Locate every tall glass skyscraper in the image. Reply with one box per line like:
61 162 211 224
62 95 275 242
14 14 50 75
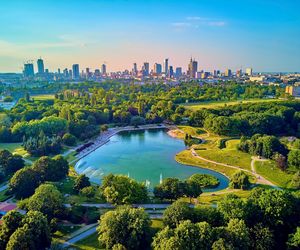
72 64 80 79
37 58 44 75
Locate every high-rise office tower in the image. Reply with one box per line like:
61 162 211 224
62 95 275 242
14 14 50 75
133 63 138 74
86 68 90 78
225 69 232 77
188 58 198 78
24 63 34 77
72 64 80 79
164 58 169 75
236 69 242 77
143 62 149 76
246 67 253 76
169 66 174 77
63 68 69 77
58 68 61 74
154 63 162 74
175 67 182 78
37 58 44 75
101 64 107 75
95 69 100 77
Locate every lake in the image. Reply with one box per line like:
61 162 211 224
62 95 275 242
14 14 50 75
75 129 229 191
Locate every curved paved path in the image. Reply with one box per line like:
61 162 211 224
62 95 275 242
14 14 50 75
190 148 277 187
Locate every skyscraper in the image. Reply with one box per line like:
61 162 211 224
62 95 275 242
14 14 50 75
188 58 198 78
246 67 253 76
133 63 138 75
143 62 149 76
23 63 34 77
169 66 174 78
72 64 80 79
101 64 107 75
225 69 232 77
164 58 169 75
154 63 162 74
37 58 44 75
175 67 182 78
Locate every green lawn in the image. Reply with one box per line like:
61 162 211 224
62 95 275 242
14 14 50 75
0 190 12 202
254 160 294 188
69 219 164 250
31 94 55 100
176 150 237 179
195 139 252 171
68 232 101 250
0 143 23 153
184 98 281 110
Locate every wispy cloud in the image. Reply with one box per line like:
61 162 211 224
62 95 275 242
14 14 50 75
171 16 227 30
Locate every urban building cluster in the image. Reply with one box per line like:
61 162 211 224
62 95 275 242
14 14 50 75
0 57 299 97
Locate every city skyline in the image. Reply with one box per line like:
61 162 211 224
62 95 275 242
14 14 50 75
0 0 299 73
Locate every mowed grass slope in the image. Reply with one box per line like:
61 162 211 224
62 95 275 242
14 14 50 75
195 138 252 171
184 98 281 110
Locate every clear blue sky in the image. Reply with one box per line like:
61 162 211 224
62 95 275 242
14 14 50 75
0 0 299 72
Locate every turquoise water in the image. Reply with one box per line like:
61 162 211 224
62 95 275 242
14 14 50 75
75 129 229 191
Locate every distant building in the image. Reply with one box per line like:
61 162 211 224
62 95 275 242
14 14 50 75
37 58 44 75
133 63 138 75
188 58 198 78
236 69 242 78
169 66 174 77
23 63 34 77
164 59 169 75
154 63 162 74
101 64 107 75
175 67 182 78
246 67 253 76
63 68 69 77
94 69 100 77
143 62 149 76
285 85 300 97
72 64 80 80
250 76 266 82
225 69 232 77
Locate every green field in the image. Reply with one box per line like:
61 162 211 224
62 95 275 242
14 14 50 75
254 160 294 188
184 98 281 110
0 142 23 153
68 232 100 250
31 94 55 100
195 139 252 171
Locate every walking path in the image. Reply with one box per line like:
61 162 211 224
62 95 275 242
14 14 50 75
191 148 277 187
61 223 97 248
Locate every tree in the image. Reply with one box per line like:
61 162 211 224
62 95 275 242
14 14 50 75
287 227 300 249
0 210 24 249
0 150 24 175
288 150 300 169
32 155 68 182
153 178 184 201
229 171 251 190
97 206 151 249
226 219 251 250
62 133 76 146
163 201 194 228
274 153 287 171
152 220 214 250
9 168 40 198
5 211 51 250
217 194 247 221
101 174 148 205
24 184 64 220
249 223 274 250
73 174 91 193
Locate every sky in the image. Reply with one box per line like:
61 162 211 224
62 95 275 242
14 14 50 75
0 0 299 73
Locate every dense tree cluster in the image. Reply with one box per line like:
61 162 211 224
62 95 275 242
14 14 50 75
9 155 68 198
190 101 300 137
0 210 51 250
238 134 288 159
0 150 24 178
101 174 148 205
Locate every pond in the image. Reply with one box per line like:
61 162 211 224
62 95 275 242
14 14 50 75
75 129 229 191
